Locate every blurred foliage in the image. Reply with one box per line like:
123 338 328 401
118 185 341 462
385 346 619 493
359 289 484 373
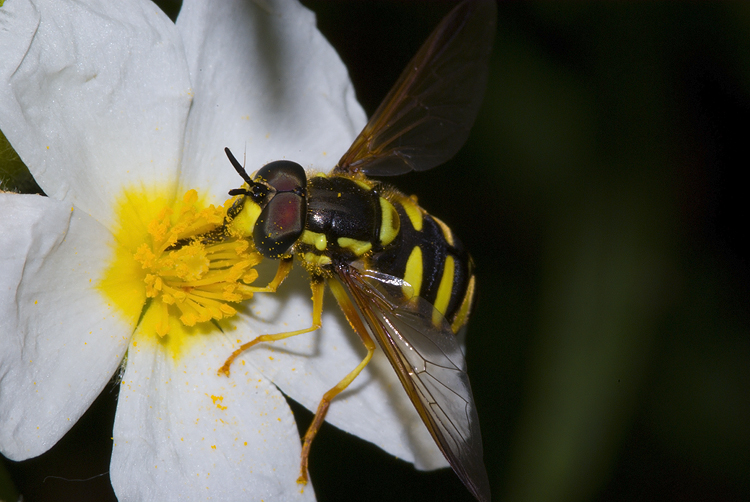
2 1 748 501
0 132 42 194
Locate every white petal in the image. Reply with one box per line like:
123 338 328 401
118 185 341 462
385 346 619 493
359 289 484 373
0 0 192 229
231 266 447 471
0 194 132 460
175 0 367 201
111 331 315 501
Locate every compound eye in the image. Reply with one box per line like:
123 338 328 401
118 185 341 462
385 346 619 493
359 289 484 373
252 160 308 258
253 160 307 258
254 192 306 258
254 160 307 193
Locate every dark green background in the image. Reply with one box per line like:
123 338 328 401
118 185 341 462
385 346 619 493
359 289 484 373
2 2 748 501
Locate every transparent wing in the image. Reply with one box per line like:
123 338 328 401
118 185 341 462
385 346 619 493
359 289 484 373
334 0 497 177
335 263 490 502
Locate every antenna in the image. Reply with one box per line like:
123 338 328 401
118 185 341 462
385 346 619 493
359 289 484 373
225 147 253 185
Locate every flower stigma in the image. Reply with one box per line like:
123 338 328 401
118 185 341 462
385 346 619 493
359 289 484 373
99 188 261 359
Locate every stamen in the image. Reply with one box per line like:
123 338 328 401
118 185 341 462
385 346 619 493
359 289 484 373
133 190 261 337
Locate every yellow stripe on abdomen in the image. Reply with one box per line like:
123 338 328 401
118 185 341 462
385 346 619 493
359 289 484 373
432 255 454 326
378 197 400 247
402 246 423 299
431 215 455 247
450 274 475 334
399 195 423 231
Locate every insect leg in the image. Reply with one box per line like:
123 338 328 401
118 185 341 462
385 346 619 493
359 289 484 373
297 278 377 484
246 257 293 293
218 275 324 377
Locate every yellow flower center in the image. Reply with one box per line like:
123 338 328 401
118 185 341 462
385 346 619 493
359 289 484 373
99 187 260 358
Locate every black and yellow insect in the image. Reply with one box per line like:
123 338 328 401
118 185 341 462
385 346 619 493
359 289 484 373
219 2 495 500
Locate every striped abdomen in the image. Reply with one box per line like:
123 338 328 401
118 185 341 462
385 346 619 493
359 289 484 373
369 191 475 334
299 174 475 333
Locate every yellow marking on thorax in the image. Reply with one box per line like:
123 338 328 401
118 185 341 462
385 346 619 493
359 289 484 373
403 246 423 299
450 274 475 334
431 215 455 247
400 195 423 232
432 255 455 327
302 252 332 267
300 230 327 251
378 197 400 247
337 237 372 256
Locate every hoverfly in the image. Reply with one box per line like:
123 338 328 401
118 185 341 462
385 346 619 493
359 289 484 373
218 2 495 500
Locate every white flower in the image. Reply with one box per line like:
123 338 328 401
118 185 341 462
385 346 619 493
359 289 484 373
0 0 445 500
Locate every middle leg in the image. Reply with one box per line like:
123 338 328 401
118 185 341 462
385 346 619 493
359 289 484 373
219 275 325 376
296 278 377 484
